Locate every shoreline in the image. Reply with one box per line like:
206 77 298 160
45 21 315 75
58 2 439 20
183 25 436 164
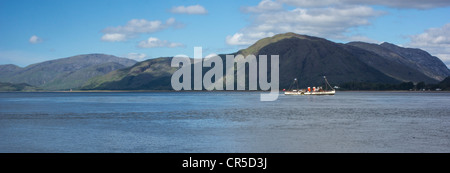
1 90 449 93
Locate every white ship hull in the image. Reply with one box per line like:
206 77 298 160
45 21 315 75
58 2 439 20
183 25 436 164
284 76 336 95
284 90 335 95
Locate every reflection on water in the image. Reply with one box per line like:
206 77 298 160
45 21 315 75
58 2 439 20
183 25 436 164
0 91 449 152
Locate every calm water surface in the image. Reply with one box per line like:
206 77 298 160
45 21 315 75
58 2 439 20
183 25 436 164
0 91 449 152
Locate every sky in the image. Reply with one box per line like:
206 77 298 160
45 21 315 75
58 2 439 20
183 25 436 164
1 0 450 67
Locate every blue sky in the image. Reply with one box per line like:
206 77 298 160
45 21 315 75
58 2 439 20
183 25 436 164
1 0 450 67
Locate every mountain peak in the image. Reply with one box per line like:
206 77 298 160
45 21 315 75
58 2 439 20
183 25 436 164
380 42 395 46
273 32 323 40
0 64 21 70
380 42 422 52
238 32 324 56
380 42 403 49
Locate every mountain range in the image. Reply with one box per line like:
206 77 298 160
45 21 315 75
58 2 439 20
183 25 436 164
0 54 136 90
1 32 449 91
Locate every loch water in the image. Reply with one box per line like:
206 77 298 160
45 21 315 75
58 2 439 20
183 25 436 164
0 91 449 152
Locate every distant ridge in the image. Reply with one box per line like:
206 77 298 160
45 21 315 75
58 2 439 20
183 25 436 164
81 57 175 90
348 41 450 81
0 54 137 90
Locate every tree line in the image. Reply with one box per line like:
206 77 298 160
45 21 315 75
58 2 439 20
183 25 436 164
338 77 450 91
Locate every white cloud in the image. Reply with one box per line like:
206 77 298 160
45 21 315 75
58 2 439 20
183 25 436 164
277 0 338 8
226 32 276 46
228 0 450 46
226 33 254 46
138 37 184 48
29 35 43 44
101 18 179 42
368 0 450 9
166 17 176 25
205 53 219 59
277 0 450 9
409 24 450 46
170 5 208 14
226 3 383 45
241 0 283 13
126 53 147 61
101 33 127 42
408 23 450 67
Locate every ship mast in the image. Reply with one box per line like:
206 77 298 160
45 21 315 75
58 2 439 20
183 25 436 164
323 76 334 91
288 78 299 91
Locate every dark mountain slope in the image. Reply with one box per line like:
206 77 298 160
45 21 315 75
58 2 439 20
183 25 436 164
253 35 399 89
380 42 450 81
345 42 438 83
81 57 176 90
